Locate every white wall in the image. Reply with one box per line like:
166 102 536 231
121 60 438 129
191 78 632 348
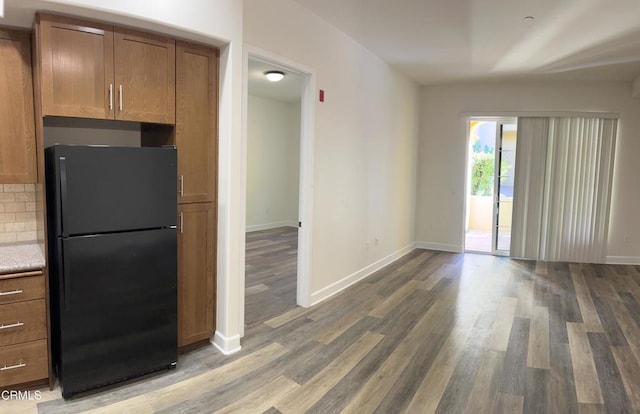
246 95 300 231
43 118 141 147
3 0 246 353
244 0 420 298
416 80 640 262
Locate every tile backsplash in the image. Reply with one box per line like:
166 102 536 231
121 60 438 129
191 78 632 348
0 184 38 243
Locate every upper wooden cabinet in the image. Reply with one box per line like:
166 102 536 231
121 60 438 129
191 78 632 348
36 14 175 124
37 15 114 120
176 41 218 203
0 28 37 183
114 29 175 124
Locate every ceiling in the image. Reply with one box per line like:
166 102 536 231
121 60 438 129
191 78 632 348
248 59 305 103
292 0 640 85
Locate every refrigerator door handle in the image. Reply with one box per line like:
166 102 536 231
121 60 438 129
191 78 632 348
58 238 71 311
63 247 71 311
59 157 70 237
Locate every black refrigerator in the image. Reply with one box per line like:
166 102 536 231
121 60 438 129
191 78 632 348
45 145 178 398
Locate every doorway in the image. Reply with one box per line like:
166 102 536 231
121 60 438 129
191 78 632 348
244 57 305 327
464 118 517 255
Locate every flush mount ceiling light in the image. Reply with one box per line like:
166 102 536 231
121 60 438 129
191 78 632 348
524 16 535 22
264 70 285 82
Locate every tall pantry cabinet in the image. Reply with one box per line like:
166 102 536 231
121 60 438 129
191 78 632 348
174 42 218 348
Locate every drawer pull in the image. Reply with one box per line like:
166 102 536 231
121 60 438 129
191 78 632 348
0 289 23 296
1 362 26 371
0 322 24 330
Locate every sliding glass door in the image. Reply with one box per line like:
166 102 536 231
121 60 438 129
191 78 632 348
465 118 517 255
495 122 517 254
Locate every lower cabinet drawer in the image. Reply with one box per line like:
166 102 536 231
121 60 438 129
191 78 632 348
0 273 45 305
0 300 47 347
0 339 48 387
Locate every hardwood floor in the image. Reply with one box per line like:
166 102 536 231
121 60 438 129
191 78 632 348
9 250 640 413
245 227 298 327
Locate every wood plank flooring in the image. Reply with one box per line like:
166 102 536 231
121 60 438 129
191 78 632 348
245 227 298 327
8 249 640 413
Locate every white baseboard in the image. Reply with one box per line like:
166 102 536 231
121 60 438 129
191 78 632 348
246 221 298 232
212 331 241 355
309 242 416 306
415 241 463 253
606 256 640 265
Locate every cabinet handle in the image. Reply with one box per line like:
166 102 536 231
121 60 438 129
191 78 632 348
179 213 184 234
180 175 184 197
1 362 26 371
119 85 123 111
0 289 23 296
0 322 24 330
109 84 113 111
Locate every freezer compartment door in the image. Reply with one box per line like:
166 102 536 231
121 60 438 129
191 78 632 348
46 145 177 236
56 229 177 397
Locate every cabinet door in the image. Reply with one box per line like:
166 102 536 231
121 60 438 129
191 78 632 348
0 29 37 183
114 28 175 124
178 203 215 347
176 42 218 203
38 14 114 119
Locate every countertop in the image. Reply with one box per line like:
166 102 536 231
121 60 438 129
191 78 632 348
0 242 46 274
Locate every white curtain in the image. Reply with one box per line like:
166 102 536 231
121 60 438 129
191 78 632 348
511 116 617 263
